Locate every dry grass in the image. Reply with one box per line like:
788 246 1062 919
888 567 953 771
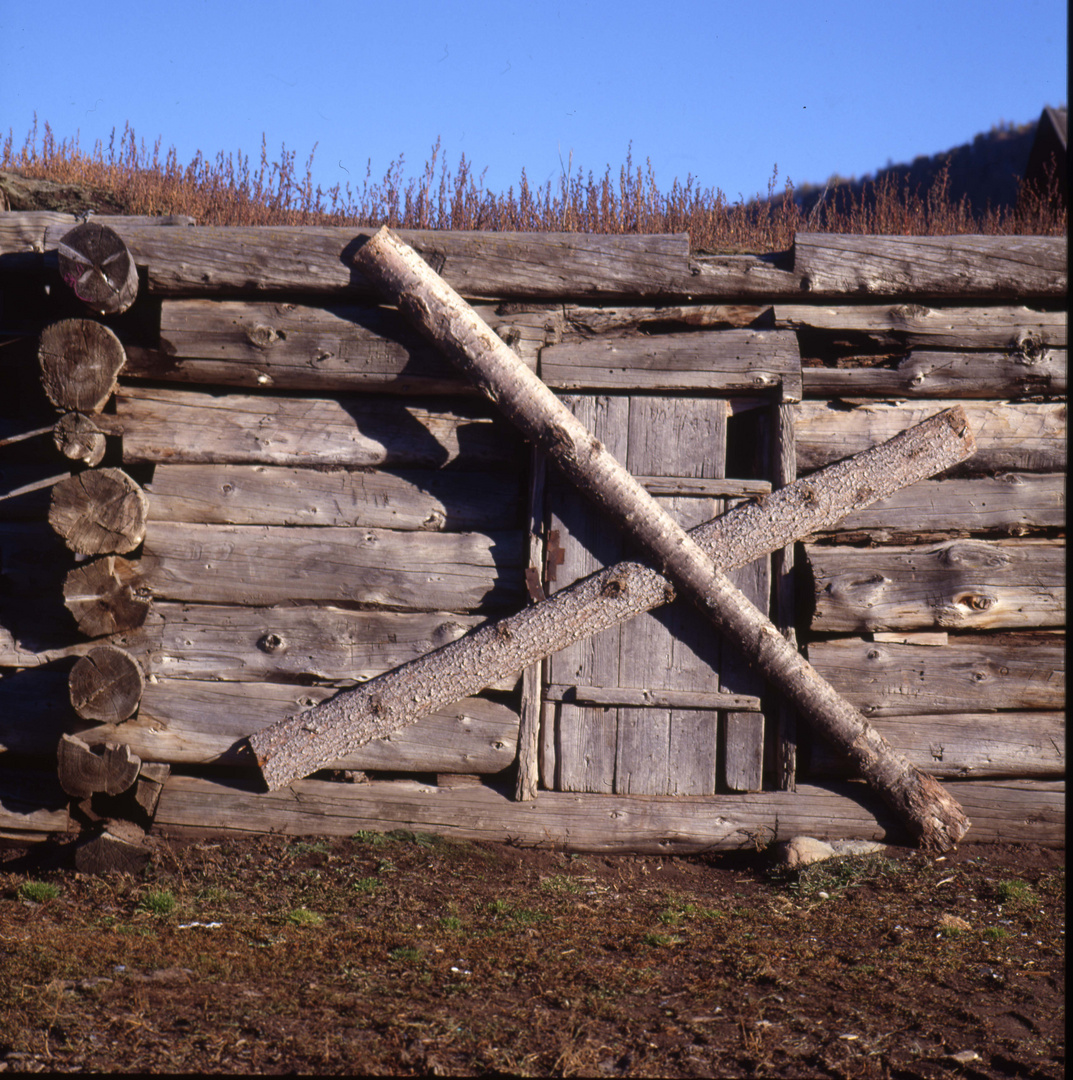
3 117 1065 250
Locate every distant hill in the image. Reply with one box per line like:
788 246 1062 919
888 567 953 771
785 106 1066 219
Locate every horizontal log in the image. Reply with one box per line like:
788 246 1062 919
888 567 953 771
539 330 802 399
57 221 139 315
808 539 1066 632
113 386 522 467
124 300 540 394
38 319 128 413
48 468 148 555
144 464 523 530
139 521 525 609
795 400 1065 474
775 304 1067 348
0 601 516 689
808 472 1065 540
801 349 1066 399
0 669 517 773
544 683 762 711
807 711 1065 780
40 224 697 299
152 773 1066 850
563 303 767 335
793 234 1067 299
0 211 194 257
807 634 1065 716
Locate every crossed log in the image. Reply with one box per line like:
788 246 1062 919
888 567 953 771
250 227 975 850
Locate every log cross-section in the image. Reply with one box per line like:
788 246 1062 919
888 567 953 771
56 222 139 315
251 227 975 852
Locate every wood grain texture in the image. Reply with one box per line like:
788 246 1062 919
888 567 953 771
775 303 1067 348
794 234 1067 298
139 521 525 610
807 539 1066 632
540 330 801 400
806 711 1065 780
38 319 127 413
801 349 1066 399
48 468 148 555
795 400 1065 474
144 464 523 531
114 386 521 468
153 774 1066 850
807 634 1065 716
807 473 1065 541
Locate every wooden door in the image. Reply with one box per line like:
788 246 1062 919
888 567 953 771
541 394 769 795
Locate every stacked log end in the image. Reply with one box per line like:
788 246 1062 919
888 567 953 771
56 222 139 316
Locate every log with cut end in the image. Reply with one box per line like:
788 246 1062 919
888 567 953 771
64 555 151 637
48 467 148 555
38 319 127 414
68 644 145 723
57 732 142 798
74 827 149 875
251 228 977 851
53 412 108 466
56 222 139 315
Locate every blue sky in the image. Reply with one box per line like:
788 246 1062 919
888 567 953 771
1 0 1067 207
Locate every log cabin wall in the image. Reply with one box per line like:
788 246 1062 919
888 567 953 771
0 216 1065 855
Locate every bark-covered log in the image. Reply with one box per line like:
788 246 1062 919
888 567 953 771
38 319 126 413
252 228 977 851
48 468 149 555
56 222 139 314
57 732 142 798
53 412 107 466
64 555 151 637
248 406 975 797
68 644 145 723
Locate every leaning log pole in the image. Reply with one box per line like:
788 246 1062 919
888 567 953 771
253 227 972 851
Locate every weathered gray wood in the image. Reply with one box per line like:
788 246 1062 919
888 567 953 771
64 555 151 637
563 303 767 336
540 330 802 400
775 304 1067 349
807 634 1065 716
57 222 139 315
53 413 107 466
78 681 520 773
545 685 761 711
516 446 547 801
139 521 525 610
245 403 978 803
38 319 127 413
794 234 1067 299
153 774 1066 850
801 349 1066 399
685 252 800 298
808 538 1066 632
723 713 765 791
48 468 149 555
259 228 973 850
0 211 194 257
124 300 538 394
809 473 1065 541
772 400 797 790
634 476 770 497
57 733 141 798
795 400 1065 474
807 712 1065 780
114 386 521 468
68 644 145 723
144 464 522 531
39 223 694 299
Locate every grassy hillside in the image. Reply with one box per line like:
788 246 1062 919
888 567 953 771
1 116 1065 253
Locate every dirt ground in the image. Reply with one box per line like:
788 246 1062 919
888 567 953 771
0 832 1063 1077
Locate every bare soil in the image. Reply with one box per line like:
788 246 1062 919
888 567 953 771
0 833 1063 1077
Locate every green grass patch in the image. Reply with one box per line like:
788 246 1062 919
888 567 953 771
137 888 177 917
286 907 325 927
18 880 59 903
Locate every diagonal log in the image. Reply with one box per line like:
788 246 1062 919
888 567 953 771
251 402 975 794
251 227 974 850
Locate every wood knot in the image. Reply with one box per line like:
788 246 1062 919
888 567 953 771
258 633 286 653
